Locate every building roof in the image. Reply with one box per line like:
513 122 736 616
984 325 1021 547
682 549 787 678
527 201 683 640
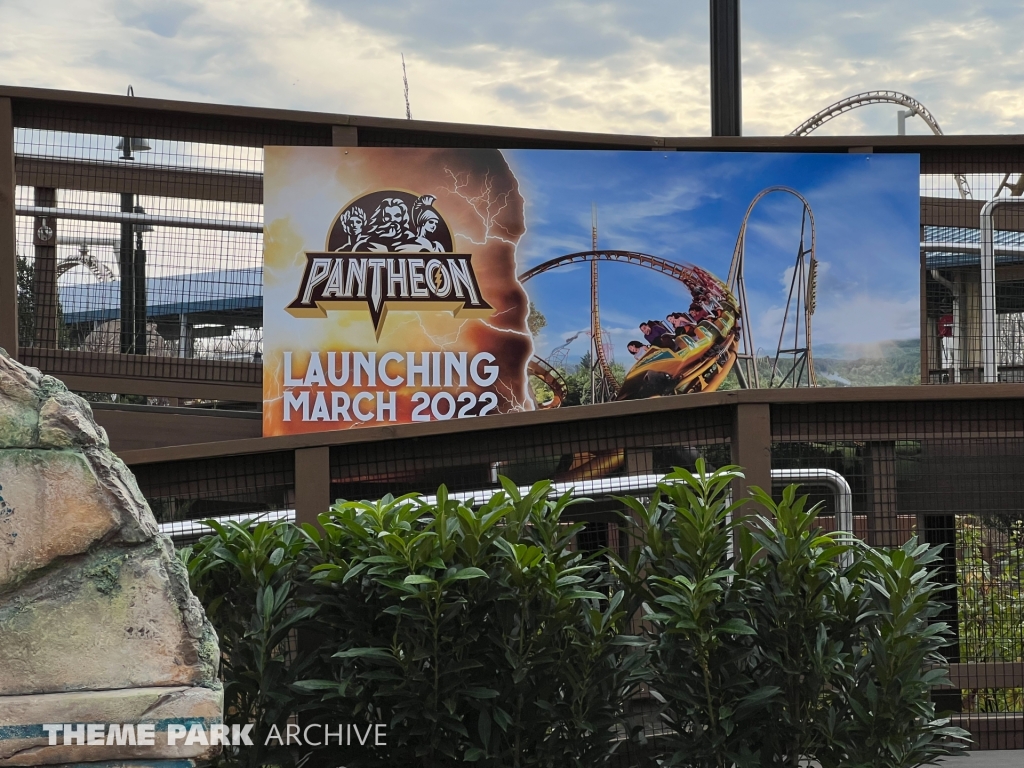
60 267 262 325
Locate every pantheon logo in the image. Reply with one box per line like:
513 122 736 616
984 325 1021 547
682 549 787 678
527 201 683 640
287 190 492 338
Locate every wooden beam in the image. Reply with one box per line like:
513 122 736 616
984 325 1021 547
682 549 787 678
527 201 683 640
945 661 1024 690
116 382 1024 465
771 398 1024 442
0 97 16 357
52 373 261 402
14 155 262 204
949 713 1024 750
18 346 260 381
2 85 1024 159
31 187 58 348
93 404 261 452
920 246 929 384
920 150 1024 176
18 347 261 401
4 87 658 150
866 442 903 547
921 196 1024 232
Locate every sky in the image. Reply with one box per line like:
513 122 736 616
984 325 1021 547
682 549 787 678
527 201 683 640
505 151 921 364
2 1 1024 137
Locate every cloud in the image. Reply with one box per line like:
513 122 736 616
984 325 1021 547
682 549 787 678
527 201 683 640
742 2 1024 136
117 1 198 38
758 289 919 348
3 2 1021 140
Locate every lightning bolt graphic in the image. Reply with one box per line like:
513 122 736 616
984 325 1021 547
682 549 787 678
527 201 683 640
437 165 536 412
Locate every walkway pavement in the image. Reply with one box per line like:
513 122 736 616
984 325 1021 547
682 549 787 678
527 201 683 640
937 751 1024 767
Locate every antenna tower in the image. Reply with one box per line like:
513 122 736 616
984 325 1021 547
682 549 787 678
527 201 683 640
401 54 412 120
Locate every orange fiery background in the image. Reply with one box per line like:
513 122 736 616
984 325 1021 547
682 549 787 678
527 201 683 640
263 147 533 436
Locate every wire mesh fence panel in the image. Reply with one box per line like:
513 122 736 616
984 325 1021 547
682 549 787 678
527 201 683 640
328 405 733 500
133 450 295 542
9 93 1024 404
771 397 1024 749
921 147 1024 387
11 91 1024 758
10 99 331 399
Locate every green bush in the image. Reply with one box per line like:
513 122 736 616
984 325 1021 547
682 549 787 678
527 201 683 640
179 518 318 768
957 514 1024 713
298 479 644 767
622 461 969 767
617 463 774 767
181 464 967 767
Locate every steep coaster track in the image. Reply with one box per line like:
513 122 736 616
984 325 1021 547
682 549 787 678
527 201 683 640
520 250 740 403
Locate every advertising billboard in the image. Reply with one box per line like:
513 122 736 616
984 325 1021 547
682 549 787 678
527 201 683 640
263 148 919 437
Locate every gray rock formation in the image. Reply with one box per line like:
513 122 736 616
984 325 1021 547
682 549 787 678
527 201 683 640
0 350 223 766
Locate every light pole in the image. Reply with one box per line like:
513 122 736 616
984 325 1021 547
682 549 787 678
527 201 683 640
115 85 151 354
897 108 916 135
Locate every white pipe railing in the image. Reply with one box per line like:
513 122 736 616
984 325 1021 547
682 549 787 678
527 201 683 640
981 199 1024 383
16 205 262 233
163 468 856 544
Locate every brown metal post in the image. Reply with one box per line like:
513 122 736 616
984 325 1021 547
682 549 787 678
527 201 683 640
0 97 17 357
731 402 772 508
294 446 332 528
293 444 332 723
866 442 902 546
332 125 358 147
32 187 58 348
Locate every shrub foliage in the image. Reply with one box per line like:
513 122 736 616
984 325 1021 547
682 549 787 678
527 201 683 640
181 462 968 767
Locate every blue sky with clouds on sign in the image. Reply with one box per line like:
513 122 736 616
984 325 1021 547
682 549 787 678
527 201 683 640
504 150 920 363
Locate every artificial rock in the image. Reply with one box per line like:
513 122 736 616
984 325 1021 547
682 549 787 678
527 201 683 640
0 350 222 766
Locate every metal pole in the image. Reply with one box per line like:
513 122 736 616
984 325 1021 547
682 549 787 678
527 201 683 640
31 187 58 348
119 192 135 354
16 204 262 233
980 199 1024 383
178 313 190 358
0 97 17 357
710 0 742 136
133 220 147 356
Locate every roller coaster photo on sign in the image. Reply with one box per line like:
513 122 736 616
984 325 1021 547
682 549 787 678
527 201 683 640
262 148 920 436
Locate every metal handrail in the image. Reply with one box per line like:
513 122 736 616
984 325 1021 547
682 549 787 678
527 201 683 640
15 205 261 233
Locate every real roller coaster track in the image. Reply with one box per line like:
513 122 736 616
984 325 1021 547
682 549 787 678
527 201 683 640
791 90 970 199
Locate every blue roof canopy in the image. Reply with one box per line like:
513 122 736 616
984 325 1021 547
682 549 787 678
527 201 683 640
60 267 263 325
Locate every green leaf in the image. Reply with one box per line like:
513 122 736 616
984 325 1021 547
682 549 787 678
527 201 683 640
450 567 488 581
462 687 500 699
403 574 436 585
715 619 757 636
333 647 395 661
565 589 605 600
478 708 492 750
